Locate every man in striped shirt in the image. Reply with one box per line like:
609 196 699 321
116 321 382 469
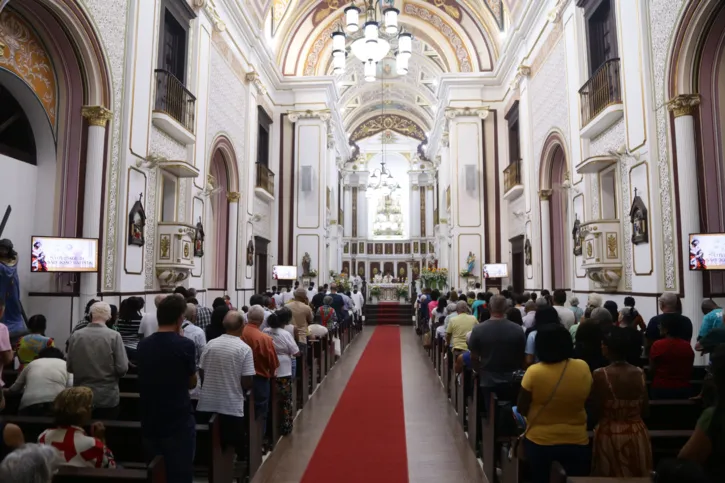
198 311 255 455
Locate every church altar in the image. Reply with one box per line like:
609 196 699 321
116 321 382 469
368 283 406 303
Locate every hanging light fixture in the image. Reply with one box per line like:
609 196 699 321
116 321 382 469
333 50 347 74
364 59 376 82
334 1 412 81
395 51 408 75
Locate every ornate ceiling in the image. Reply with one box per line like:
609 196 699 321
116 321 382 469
260 0 518 144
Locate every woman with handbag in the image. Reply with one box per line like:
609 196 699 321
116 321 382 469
516 324 593 483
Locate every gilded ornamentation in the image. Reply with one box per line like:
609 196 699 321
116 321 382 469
431 0 462 20
183 242 190 259
0 11 57 126
82 106 113 127
667 94 700 118
538 189 552 201
160 235 171 259
350 114 426 142
403 3 473 72
226 192 241 202
606 234 617 259
586 240 593 258
288 109 331 122
481 0 505 31
445 107 490 120
272 0 292 35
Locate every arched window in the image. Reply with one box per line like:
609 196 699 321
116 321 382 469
0 84 36 165
209 150 230 289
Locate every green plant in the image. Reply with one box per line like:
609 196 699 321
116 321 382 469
370 286 381 297
396 286 409 300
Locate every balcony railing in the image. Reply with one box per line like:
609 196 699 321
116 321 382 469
504 159 522 193
579 58 621 127
255 163 275 196
155 69 196 134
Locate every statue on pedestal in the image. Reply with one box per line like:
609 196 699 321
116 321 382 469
302 252 311 276
466 251 476 275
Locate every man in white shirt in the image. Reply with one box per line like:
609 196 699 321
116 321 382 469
351 286 365 319
281 287 294 305
181 304 206 399
197 310 255 456
138 294 166 339
307 282 318 299
552 289 575 330
272 288 283 309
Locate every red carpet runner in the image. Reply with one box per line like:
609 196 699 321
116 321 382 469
301 326 409 483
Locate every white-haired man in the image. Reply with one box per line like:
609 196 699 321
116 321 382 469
67 302 129 419
139 294 167 339
645 291 693 351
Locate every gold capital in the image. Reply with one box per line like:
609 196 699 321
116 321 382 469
0 40 6 58
82 106 113 127
539 189 552 201
667 94 700 118
226 192 241 202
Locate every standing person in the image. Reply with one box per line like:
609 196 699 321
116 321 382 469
315 296 338 330
138 294 166 339
0 300 13 388
242 306 280 453
182 304 206 399
522 301 538 329
223 295 235 310
446 301 478 357
603 301 619 324
649 317 695 399
471 292 486 320
116 297 144 362
468 295 525 404
328 284 347 328
645 292 693 352
5 347 71 416
197 311 255 457
516 324 593 482
307 282 318 299
280 287 293 306
38 387 116 468
137 295 197 483
311 287 326 312
620 296 646 331
72 299 99 333
569 296 584 325
524 306 561 367
15 315 54 369
66 302 128 419
287 288 314 353
574 309 612 373
0 240 26 344
351 286 365 321
205 304 230 343
698 299 723 340
263 308 300 436
679 345 725 481
189 291 213 332
553 289 575 330
590 327 652 477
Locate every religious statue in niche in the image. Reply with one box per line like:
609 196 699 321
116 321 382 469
302 252 311 276
629 188 649 245
193 217 205 257
572 215 582 256
524 238 532 266
246 239 254 266
127 193 146 246
466 251 476 274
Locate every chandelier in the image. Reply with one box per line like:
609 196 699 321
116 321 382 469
331 0 412 81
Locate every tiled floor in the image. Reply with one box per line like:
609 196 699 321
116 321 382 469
251 326 485 483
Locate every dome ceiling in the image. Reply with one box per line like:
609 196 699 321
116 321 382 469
265 0 511 144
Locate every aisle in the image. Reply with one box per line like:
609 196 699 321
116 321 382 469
301 326 408 482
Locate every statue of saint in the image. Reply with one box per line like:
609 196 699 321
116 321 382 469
302 252 311 276
466 251 476 274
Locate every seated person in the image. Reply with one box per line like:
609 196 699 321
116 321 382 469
0 444 58 481
16 315 54 369
649 317 694 399
0 390 24 462
5 347 72 416
38 387 116 468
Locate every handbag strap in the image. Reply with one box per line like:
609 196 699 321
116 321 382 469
522 359 569 437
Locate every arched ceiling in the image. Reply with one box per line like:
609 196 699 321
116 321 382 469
267 0 509 143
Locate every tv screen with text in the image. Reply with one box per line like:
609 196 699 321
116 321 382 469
273 265 298 280
689 233 725 271
483 263 508 279
30 237 99 273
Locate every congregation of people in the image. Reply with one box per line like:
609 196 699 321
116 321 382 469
0 281 363 482
416 285 725 483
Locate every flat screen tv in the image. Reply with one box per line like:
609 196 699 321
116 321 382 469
30 236 99 273
689 233 725 271
483 263 508 279
273 265 298 280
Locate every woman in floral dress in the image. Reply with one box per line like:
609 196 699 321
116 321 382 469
590 327 652 477
316 296 338 330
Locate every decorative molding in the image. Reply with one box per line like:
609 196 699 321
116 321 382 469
509 64 531 90
226 191 241 202
327 131 335 149
245 69 267 95
666 94 701 118
547 0 568 23
444 107 490 120
81 106 113 127
203 0 226 32
440 131 450 148
350 114 427 142
288 109 331 123
538 189 552 201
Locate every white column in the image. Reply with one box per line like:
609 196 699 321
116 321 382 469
539 190 552 290
668 95 703 345
80 106 112 303
410 183 421 238
226 193 240 292
343 186 353 237
425 186 434 237
357 186 368 238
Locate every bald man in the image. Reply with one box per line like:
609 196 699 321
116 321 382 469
139 294 167 339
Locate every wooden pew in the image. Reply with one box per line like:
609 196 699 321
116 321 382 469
245 393 263 479
296 347 310 409
53 455 165 483
2 370 139 394
467 374 481 456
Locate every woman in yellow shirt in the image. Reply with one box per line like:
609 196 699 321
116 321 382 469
517 324 593 483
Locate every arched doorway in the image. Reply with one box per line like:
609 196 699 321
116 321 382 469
539 133 570 291
207 136 240 290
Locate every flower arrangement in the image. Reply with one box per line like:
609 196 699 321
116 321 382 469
329 270 338 279
420 267 449 290
459 269 473 277
307 268 318 278
370 286 382 298
396 286 409 300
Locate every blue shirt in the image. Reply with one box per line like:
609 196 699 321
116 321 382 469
699 308 724 339
137 332 196 438
525 331 538 363
0 262 24 334
471 300 485 319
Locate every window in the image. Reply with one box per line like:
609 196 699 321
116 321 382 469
157 0 195 82
599 167 617 220
0 85 36 165
504 102 522 192
579 0 618 74
161 174 177 222
257 107 272 166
